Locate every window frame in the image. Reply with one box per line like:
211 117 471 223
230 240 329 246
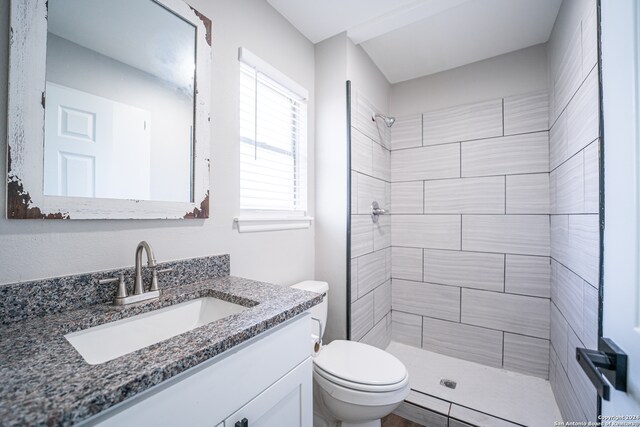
234 48 311 232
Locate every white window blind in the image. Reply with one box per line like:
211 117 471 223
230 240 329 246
239 52 308 214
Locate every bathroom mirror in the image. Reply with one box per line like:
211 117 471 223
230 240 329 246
6 0 212 219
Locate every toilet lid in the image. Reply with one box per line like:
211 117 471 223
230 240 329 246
313 340 407 387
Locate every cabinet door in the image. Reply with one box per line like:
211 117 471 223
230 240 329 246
225 358 312 427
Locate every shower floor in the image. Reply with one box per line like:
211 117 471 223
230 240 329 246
386 342 562 427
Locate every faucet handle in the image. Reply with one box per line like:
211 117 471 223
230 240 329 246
149 267 173 292
98 276 119 285
115 274 128 299
99 274 129 302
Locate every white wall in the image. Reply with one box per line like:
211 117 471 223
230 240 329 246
314 33 348 342
390 43 548 115
0 0 316 287
347 40 391 117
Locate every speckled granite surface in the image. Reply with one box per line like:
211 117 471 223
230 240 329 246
0 254 230 324
0 275 322 426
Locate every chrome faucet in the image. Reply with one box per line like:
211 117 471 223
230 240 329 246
134 241 156 295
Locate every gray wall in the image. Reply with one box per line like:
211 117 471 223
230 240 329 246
547 0 600 422
0 0 316 287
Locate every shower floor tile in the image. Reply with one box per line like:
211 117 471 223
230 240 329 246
386 341 562 427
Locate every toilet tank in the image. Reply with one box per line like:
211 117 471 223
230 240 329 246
291 280 328 340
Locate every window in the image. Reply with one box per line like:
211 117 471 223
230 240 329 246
238 48 308 218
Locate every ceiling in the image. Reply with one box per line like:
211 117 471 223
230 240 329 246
267 0 562 83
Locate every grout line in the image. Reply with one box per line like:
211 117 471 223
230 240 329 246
394 278 552 300
392 171 550 184
550 136 599 173
391 130 549 153
550 299 590 350
550 212 599 216
389 245 551 258
550 256 598 290
353 169 392 185
394 309 550 341
547 62 598 131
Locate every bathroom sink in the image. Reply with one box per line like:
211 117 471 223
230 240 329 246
65 297 247 364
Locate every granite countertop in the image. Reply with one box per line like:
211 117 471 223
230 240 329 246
0 276 322 426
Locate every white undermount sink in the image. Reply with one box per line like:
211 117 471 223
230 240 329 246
65 297 247 365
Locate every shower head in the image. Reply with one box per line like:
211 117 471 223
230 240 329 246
372 113 396 128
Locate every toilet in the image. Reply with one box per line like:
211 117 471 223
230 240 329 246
291 281 410 427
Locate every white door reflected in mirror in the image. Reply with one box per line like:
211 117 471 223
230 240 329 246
44 83 152 200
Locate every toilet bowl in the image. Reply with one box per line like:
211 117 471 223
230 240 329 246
291 281 410 427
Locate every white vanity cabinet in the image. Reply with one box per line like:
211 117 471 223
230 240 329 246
83 314 312 427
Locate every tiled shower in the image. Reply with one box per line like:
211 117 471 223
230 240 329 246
348 0 601 422
389 90 551 377
349 83 392 347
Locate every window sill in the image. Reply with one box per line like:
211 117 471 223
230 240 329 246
233 216 313 233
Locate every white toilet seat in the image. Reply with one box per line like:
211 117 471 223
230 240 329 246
313 367 410 407
313 340 407 385
314 364 408 393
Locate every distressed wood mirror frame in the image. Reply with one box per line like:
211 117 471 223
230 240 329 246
6 0 212 219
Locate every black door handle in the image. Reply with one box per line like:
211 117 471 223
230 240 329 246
576 337 627 401
235 418 248 427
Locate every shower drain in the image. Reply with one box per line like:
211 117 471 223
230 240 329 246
440 379 457 389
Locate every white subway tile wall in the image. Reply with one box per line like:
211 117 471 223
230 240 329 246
503 90 549 135
388 85 553 380
422 98 503 146
505 174 550 214
503 333 551 378
421 316 504 368
423 177 505 214
548 0 599 421
349 87 393 348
